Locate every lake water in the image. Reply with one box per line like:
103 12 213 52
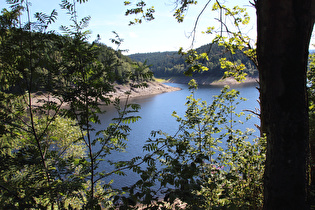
94 82 260 189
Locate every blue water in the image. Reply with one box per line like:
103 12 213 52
94 82 260 189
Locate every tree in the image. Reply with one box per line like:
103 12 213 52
0 0 152 208
256 0 314 208
125 0 315 208
119 81 265 209
2 0 314 207
308 53 315 198
0 2 90 208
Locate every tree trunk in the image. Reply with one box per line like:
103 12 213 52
256 0 314 209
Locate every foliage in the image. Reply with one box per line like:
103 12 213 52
0 6 65 208
0 0 267 209
308 53 315 206
129 43 258 80
0 99 87 208
173 1 257 82
126 1 257 83
124 1 155 25
308 53 315 110
210 1 257 81
0 0 152 208
127 0 313 208
119 82 265 209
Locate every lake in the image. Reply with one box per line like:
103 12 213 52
94 82 260 189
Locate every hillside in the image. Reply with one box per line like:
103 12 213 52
97 43 153 84
128 43 258 83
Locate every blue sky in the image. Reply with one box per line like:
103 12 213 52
1 0 314 54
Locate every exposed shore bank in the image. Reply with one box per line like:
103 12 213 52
163 76 259 86
210 77 259 86
32 81 181 107
109 81 181 99
32 77 259 107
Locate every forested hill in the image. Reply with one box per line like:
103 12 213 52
128 43 258 82
3 29 152 93
96 43 152 84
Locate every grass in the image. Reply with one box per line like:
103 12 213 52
154 77 169 83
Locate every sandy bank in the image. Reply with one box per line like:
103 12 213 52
210 77 259 86
109 81 181 99
162 76 259 86
32 81 181 107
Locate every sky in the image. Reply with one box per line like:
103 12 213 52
1 0 314 54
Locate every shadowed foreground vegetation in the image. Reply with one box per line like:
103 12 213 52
1 0 315 209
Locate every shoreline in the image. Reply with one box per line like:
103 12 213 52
32 81 181 107
108 81 181 99
161 76 259 86
209 77 259 86
32 77 258 107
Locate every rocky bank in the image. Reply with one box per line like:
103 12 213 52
109 81 181 99
210 77 259 86
165 76 259 86
32 81 181 107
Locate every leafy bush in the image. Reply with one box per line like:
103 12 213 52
120 80 265 209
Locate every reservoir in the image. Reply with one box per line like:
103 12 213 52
94 82 260 190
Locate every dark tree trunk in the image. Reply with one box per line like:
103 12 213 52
256 0 314 209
